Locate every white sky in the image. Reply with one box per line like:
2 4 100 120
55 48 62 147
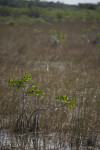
41 0 100 5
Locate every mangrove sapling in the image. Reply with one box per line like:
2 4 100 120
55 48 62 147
49 29 66 46
82 27 100 45
9 72 76 133
82 27 91 43
9 72 45 132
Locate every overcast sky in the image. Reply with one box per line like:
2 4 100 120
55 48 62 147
41 0 100 5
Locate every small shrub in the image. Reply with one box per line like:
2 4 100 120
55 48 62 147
49 29 67 45
9 72 76 133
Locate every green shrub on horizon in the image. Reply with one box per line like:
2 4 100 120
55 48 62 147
0 5 100 23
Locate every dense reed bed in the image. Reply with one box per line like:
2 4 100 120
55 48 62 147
0 19 100 149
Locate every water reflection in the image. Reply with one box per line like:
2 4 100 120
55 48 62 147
0 129 100 150
0 130 70 150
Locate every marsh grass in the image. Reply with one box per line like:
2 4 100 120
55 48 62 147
0 20 100 148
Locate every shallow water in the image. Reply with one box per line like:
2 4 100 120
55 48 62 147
0 130 70 150
0 129 100 150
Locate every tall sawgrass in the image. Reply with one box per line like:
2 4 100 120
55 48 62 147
0 19 100 148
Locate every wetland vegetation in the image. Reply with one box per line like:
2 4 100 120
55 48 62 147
0 0 100 149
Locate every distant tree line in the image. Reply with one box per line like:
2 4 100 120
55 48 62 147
0 0 68 8
0 0 100 22
78 3 100 10
0 0 100 9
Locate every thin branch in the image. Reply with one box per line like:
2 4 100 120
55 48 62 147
38 104 65 110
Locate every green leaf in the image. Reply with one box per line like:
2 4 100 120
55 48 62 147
56 94 76 109
41 91 46 96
